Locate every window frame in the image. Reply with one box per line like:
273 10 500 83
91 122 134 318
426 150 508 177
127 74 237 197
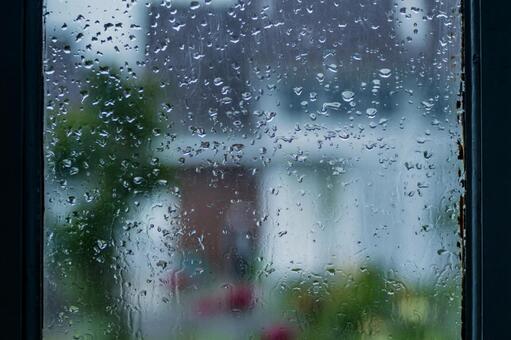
4 0 505 338
463 0 481 338
1 0 44 339
478 0 511 338
22 0 44 338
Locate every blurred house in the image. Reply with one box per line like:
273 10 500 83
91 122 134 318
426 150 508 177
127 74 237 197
142 0 461 283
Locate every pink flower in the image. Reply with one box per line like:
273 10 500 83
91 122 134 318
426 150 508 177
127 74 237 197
227 284 254 312
261 324 296 340
193 283 256 318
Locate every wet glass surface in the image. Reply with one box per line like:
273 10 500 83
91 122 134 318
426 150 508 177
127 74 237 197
43 0 464 338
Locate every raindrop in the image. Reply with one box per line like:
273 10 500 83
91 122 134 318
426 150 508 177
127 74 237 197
366 108 377 118
190 1 200 10
133 177 144 185
327 63 338 73
323 102 341 111
379 68 392 78
342 90 355 102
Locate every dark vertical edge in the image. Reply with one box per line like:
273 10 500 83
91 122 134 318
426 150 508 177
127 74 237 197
469 0 482 338
0 1 23 338
462 0 481 339
22 0 44 338
479 0 511 337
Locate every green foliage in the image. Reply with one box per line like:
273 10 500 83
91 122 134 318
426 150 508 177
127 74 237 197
45 70 175 338
280 267 461 339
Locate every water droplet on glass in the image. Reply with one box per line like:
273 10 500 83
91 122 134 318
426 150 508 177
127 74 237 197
342 90 355 102
190 1 200 10
366 107 377 118
378 68 392 78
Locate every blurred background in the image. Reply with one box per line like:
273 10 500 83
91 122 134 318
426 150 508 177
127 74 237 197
43 0 464 338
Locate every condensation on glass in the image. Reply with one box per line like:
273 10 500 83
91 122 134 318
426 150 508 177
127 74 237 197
43 0 464 339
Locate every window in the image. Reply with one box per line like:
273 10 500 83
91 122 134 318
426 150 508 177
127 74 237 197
41 0 466 338
16 0 511 339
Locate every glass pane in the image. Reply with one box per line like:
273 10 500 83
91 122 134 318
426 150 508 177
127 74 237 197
43 0 464 338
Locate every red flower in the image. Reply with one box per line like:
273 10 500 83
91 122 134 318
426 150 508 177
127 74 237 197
227 284 254 312
261 324 295 340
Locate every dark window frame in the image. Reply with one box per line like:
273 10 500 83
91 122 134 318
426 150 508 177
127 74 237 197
4 0 509 338
463 0 481 338
1 0 44 339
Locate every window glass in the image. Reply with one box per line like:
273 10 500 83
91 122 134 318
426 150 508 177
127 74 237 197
44 0 464 338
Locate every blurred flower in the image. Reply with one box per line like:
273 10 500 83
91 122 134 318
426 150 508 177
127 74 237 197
261 324 295 340
227 283 254 312
193 283 255 317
